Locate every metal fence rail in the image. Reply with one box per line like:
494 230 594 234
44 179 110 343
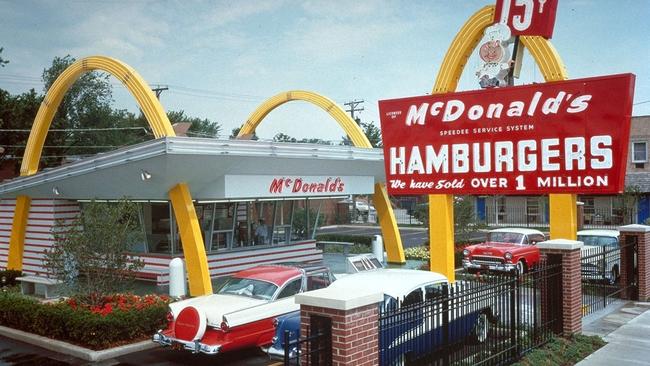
378 263 561 366
283 319 332 366
581 241 637 317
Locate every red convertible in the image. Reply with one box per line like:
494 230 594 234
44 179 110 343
152 263 333 355
462 228 546 274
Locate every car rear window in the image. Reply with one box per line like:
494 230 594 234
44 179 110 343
218 278 278 300
577 235 618 247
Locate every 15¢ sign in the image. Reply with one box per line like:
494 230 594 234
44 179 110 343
494 0 558 39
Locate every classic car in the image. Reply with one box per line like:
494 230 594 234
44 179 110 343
267 254 384 359
152 263 334 355
268 268 496 362
462 228 546 274
578 229 620 284
338 269 496 365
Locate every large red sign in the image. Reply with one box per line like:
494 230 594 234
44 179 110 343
378 74 635 196
494 0 558 39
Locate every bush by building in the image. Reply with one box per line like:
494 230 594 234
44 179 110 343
0 291 169 349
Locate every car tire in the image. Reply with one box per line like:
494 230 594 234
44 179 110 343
516 260 526 275
473 313 489 344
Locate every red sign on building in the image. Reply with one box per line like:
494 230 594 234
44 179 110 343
378 74 635 196
494 0 558 39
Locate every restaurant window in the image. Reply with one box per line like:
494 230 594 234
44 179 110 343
141 203 173 254
526 197 540 223
206 203 235 252
632 141 647 163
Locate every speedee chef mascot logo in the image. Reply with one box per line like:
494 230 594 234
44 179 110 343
378 74 635 195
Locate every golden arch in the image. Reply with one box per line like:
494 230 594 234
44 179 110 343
238 90 406 263
8 56 213 295
238 90 372 148
429 5 573 281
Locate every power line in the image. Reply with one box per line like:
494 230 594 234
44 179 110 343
0 127 149 133
634 100 650 106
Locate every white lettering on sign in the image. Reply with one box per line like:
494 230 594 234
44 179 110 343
388 136 612 176
404 90 591 126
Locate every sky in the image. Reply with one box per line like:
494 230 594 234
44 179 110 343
1 0 649 142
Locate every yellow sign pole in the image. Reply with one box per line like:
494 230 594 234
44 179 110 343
428 6 574 279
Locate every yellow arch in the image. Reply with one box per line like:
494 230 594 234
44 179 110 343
20 56 175 176
238 90 372 148
8 56 213 296
238 90 405 263
429 6 572 282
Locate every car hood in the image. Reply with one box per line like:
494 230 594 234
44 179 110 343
468 242 528 255
169 294 267 327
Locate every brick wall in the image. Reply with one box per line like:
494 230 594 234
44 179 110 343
301 303 379 366
620 229 650 301
539 247 582 336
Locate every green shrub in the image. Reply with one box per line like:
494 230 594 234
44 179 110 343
0 292 169 350
316 234 374 254
0 270 23 287
316 234 373 246
513 334 605 366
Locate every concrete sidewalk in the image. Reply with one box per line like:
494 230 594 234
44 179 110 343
579 301 650 365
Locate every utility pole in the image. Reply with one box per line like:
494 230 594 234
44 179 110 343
151 84 169 100
344 99 364 123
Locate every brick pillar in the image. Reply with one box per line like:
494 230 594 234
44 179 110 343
295 288 383 366
537 239 583 336
619 225 650 301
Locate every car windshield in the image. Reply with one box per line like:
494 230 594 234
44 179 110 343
487 232 525 244
578 235 618 247
218 277 278 300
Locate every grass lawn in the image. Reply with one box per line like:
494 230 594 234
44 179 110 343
513 334 606 366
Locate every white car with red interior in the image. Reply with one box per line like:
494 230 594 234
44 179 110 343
152 263 333 355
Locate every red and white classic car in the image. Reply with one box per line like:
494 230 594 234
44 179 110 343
462 228 546 274
152 263 333 355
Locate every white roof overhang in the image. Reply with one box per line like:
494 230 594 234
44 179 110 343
0 137 387 201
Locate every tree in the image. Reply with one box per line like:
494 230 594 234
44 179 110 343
0 47 8 67
168 110 221 138
45 199 144 305
0 88 42 174
340 118 382 147
230 126 258 140
273 133 297 143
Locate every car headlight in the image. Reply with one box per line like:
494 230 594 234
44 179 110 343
504 252 513 260
462 249 470 257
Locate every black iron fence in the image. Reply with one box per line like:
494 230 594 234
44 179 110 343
581 240 637 317
378 263 561 366
283 316 332 366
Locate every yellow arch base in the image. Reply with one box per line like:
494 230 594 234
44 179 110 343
10 55 213 295
430 5 574 280
169 183 213 296
7 196 30 271
239 90 405 263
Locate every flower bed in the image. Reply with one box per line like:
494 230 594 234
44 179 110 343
0 292 170 350
405 242 476 269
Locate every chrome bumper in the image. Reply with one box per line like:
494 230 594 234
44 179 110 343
463 259 517 273
152 331 221 355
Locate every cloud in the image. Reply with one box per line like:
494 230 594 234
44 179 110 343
200 0 286 28
59 2 170 60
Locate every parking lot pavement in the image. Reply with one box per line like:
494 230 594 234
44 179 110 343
0 335 276 366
